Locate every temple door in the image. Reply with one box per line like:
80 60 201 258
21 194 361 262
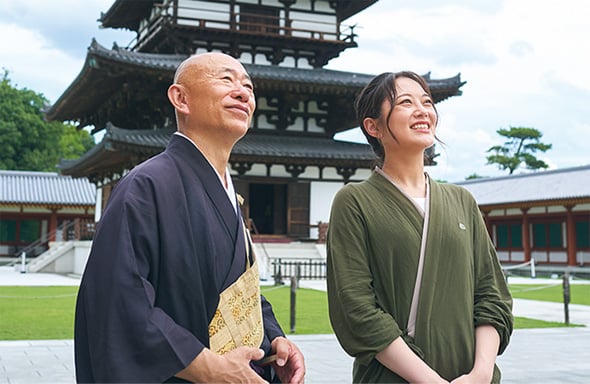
287 181 310 239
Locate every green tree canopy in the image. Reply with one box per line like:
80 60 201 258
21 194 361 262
0 70 94 172
486 126 552 175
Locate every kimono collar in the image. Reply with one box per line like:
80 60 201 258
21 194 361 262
374 168 430 216
174 132 238 214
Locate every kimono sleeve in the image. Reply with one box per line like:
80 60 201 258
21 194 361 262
74 181 204 382
261 294 285 341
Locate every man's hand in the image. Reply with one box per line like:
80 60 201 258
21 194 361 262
270 336 305 384
176 346 268 383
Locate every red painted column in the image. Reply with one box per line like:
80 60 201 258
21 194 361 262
521 208 530 263
565 205 577 266
48 209 58 242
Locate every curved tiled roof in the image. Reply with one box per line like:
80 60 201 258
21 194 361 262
0 170 96 206
455 165 590 207
58 123 376 181
236 132 374 161
46 40 465 123
102 124 375 162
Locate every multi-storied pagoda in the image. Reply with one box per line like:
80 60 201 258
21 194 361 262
46 0 465 240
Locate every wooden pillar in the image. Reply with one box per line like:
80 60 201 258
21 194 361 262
74 218 81 241
317 221 328 244
48 209 58 242
521 208 530 263
565 205 577 266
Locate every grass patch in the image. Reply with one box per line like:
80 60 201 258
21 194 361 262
1 284 587 340
514 316 583 329
509 283 590 305
0 286 78 340
261 285 586 334
261 285 333 334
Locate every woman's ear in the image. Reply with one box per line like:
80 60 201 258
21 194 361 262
363 117 381 139
167 84 190 115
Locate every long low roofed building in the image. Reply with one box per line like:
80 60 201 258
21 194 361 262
456 165 590 268
0 170 96 259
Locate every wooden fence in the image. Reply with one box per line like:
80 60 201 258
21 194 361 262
272 258 326 284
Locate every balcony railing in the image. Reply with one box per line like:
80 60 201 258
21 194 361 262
130 1 357 51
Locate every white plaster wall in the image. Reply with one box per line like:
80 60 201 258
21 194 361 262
510 251 525 262
578 251 589 266
309 181 343 238
73 242 92 275
39 241 92 274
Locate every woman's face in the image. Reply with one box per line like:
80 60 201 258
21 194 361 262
374 76 437 154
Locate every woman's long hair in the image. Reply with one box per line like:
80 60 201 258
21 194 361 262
354 71 439 166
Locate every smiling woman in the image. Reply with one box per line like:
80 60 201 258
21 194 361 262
326 70 513 384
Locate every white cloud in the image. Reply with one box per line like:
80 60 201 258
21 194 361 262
0 1 134 102
328 0 590 181
0 23 81 100
1 0 589 181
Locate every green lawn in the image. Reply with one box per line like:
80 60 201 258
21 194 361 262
0 283 586 340
0 286 77 340
509 283 590 305
261 285 584 334
514 316 582 329
261 285 333 334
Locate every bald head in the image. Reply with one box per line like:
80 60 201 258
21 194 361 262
167 51 255 149
173 52 250 84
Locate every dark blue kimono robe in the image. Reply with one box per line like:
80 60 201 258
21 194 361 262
74 134 284 383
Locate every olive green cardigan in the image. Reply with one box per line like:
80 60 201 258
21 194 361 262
327 172 513 383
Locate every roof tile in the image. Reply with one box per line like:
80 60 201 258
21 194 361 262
0 170 96 206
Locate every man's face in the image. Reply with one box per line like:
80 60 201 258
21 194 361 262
180 53 256 143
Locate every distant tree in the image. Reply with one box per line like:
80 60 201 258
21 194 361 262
486 126 552 174
465 173 487 180
0 70 94 171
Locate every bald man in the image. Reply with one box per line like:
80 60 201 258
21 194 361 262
74 53 305 383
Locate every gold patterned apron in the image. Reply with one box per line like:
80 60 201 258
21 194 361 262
208 223 263 355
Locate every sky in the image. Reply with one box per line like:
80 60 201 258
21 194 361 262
1 0 589 183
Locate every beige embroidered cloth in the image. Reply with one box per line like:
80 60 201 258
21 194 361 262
208 227 263 355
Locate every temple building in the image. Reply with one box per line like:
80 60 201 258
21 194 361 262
0 170 95 260
457 165 590 269
46 0 465 241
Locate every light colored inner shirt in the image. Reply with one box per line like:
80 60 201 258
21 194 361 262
412 197 426 212
375 167 427 214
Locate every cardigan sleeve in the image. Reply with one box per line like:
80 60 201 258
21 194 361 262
326 185 405 366
470 196 514 354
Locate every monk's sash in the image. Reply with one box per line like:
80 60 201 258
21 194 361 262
208 222 263 355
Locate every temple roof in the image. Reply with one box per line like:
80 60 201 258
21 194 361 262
58 124 377 183
45 40 465 132
0 170 95 207
455 165 590 208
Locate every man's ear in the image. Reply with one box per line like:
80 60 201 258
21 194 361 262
363 117 381 139
167 84 190 115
